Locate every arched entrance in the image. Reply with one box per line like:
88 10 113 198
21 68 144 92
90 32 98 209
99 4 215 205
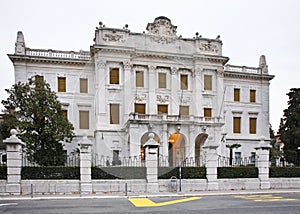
195 133 208 166
168 133 186 166
140 132 160 160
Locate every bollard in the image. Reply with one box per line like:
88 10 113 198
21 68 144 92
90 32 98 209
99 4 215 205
125 183 128 196
31 184 33 198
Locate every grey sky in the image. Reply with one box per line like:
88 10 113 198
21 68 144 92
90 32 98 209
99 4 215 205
0 0 299 131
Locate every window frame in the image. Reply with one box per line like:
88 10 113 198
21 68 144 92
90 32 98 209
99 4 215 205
109 68 120 85
158 72 167 88
233 117 241 134
80 78 88 93
180 74 188 90
110 103 120 124
157 104 168 115
204 75 212 90
135 70 144 88
234 88 240 102
79 110 89 129
249 117 257 134
58 77 66 92
250 89 256 103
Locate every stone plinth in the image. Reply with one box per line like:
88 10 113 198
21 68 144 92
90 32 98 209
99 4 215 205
203 144 219 190
3 129 24 195
80 134 93 194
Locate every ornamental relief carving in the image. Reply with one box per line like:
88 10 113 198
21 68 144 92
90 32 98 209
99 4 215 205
97 60 106 70
157 95 169 103
170 67 178 75
135 94 147 103
199 41 219 53
123 61 132 70
181 96 191 105
147 17 177 44
149 35 177 44
103 33 124 42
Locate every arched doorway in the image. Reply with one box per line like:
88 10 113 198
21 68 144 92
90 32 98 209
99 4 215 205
168 133 186 166
140 132 160 160
195 133 208 166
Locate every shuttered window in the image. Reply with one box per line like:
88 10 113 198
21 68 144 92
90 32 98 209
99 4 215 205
80 78 88 93
249 118 257 134
135 104 146 114
233 117 241 133
110 104 120 124
179 106 189 115
158 105 168 114
136 71 144 87
158 73 166 88
79 111 89 129
250 90 256 103
234 88 240 102
204 75 212 90
58 77 66 92
180 74 188 90
110 68 119 84
63 110 68 119
204 108 212 118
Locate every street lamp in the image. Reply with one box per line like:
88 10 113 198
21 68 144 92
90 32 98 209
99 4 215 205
297 147 300 166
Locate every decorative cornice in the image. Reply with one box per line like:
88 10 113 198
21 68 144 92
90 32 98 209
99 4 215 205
224 71 274 81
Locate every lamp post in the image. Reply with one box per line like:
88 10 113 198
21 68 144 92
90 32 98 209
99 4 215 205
297 147 300 166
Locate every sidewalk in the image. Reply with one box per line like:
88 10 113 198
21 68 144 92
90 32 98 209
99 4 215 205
1 189 300 201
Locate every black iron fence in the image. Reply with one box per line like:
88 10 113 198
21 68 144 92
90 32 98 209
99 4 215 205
159 155 206 167
0 153 6 166
218 155 256 167
22 153 80 167
92 154 145 167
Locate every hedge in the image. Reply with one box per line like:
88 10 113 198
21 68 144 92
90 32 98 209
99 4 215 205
270 167 300 178
158 167 206 179
22 166 80 179
218 167 258 179
0 166 7 179
92 167 146 179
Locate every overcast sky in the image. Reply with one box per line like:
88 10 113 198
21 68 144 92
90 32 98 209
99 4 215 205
0 0 299 131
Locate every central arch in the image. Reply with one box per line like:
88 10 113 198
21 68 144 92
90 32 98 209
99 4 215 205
168 133 186 166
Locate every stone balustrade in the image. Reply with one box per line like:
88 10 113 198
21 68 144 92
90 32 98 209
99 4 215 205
224 64 261 74
25 48 91 60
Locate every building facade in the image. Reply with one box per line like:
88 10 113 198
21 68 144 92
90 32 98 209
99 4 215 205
8 17 274 166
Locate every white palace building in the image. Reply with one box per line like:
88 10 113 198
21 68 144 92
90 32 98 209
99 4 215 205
8 17 274 166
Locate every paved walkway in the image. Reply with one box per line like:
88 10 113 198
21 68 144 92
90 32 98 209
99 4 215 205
1 189 300 200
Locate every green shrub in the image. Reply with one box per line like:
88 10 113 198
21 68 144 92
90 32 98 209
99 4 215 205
270 167 300 177
22 166 79 179
158 167 206 179
92 167 146 179
0 166 7 179
218 167 258 178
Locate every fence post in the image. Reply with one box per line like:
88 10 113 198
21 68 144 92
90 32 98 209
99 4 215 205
144 133 160 193
3 129 24 195
80 134 93 195
203 144 219 190
255 137 271 189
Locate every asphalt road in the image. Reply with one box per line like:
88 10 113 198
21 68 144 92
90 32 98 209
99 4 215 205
1 193 300 214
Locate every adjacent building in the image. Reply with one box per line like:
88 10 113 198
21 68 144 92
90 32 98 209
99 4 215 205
8 16 274 166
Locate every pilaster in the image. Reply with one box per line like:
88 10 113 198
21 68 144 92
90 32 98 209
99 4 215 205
80 134 93 194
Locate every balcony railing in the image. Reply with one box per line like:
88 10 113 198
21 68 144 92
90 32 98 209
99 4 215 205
25 48 91 60
129 113 222 124
224 64 261 74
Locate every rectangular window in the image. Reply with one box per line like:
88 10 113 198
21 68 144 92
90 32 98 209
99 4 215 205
58 77 66 92
180 74 188 90
63 110 68 119
110 68 119 84
135 103 146 114
110 104 120 124
80 78 88 93
79 110 89 129
249 118 257 134
136 71 144 87
157 104 168 114
204 75 212 90
233 117 241 133
35 75 44 88
204 108 212 118
179 106 189 116
158 73 167 88
234 88 240 102
250 89 256 103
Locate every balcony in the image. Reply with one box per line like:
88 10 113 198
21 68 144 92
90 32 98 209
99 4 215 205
128 113 223 125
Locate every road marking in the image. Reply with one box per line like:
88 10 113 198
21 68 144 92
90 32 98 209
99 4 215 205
235 195 297 202
0 203 18 207
129 197 201 207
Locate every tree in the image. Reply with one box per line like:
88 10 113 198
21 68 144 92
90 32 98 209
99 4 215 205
279 88 300 165
1 75 74 166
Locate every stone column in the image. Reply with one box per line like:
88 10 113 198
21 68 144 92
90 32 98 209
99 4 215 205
203 143 219 190
144 133 160 193
255 137 271 189
4 129 24 195
80 134 93 194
